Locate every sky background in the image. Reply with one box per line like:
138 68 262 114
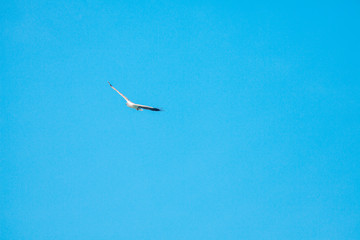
1 0 360 239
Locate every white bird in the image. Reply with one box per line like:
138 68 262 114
108 82 161 111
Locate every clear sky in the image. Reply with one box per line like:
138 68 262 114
1 0 359 239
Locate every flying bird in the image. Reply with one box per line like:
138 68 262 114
108 82 161 111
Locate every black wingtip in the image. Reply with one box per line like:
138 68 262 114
139 107 162 111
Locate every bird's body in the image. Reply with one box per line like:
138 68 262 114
126 101 138 110
108 82 161 111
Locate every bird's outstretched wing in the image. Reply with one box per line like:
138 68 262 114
137 104 161 111
108 82 130 102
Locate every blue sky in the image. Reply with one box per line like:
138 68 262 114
1 0 359 239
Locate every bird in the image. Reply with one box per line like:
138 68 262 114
108 82 161 111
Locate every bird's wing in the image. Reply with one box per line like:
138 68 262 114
137 104 161 111
108 82 130 102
